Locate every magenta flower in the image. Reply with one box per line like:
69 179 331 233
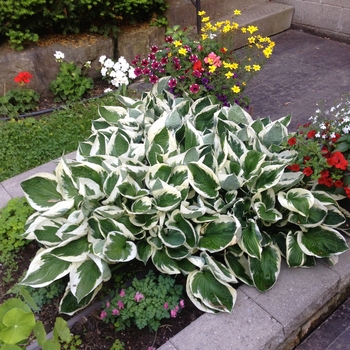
117 300 125 309
173 63 181 70
179 300 185 308
164 302 169 310
151 61 160 69
165 36 173 43
141 59 149 66
106 301 111 308
134 67 143 76
100 310 107 320
119 289 126 297
170 309 177 318
134 291 145 302
148 53 156 60
190 84 200 93
149 75 159 84
112 308 120 315
160 57 169 65
142 67 151 75
151 45 159 53
190 54 199 63
148 347 156 350
168 78 177 88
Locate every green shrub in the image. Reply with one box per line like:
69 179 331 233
0 0 168 50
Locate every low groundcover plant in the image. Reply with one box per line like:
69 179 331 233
287 96 350 198
100 270 183 331
131 10 274 109
18 78 348 317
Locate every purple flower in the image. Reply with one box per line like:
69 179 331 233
119 289 126 297
201 77 209 85
149 75 159 84
190 84 200 93
112 308 120 315
134 291 145 302
100 310 107 320
117 300 124 309
164 302 169 310
168 78 177 88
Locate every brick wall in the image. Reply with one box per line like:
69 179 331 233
273 0 350 42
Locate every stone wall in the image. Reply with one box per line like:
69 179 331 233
273 0 350 42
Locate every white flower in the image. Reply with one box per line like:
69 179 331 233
99 55 107 64
128 67 137 80
84 61 91 68
104 58 114 68
209 34 217 39
320 123 326 130
315 132 321 138
330 132 336 139
54 51 65 61
101 67 107 77
343 126 350 134
104 88 113 93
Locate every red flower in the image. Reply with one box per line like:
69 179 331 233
327 151 348 170
320 170 330 178
287 137 297 146
220 47 228 53
332 133 341 142
334 179 344 188
14 71 33 85
303 156 311 163
345 186 350 198
307 130 317 139
303 167 313 177
193 60 203 71
291 164 300 172
324 177 333 187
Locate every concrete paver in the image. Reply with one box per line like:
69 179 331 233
0 184 12 209
160 290 284 350
240 261 340 336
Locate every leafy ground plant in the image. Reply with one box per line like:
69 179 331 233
101 270 183 331
18 78 348 316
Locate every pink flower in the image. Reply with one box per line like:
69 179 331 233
179 299 185 308
100 310 107 320
164 302 169 310
134 291 145 302
170 309 178 318
112 308 120 316
106 301 110 308
204 52 222 67
149 75 159 84
148 347 156 350
189 84 200 93
119 289 126 297
117 300 124 309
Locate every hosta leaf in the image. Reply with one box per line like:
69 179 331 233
254 202 282 223
193 104 218 131
238 219 262 259
103 232 137 262
241 150 266 180
145 163 172 187
323 205 346 227
131 197 153 214
159 228 186 248
201 251 238 284
286 232 306 267
224 252 253 286
298 226 348 258
78 178 103 200
106 131 129 157
98 106 127 123
278 188 314 217
312 191 338 206
152 249 181 274
249 245 281 291
188 162 220 199
252 164 285 192
166 245 191 260
30 217 66 246
259 120 288 148
273 171 304 192
21 173 62 211
152 182 182 211
55 159 78 200
136 240 153 264
198 215 240 252
21 250 71 288
70 256 110 302
186 268 237 313
1 309 35 344
288 200 327 228
51 237 90 262
184 121 203 150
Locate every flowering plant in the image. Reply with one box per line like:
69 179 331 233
100 271 184 331
131 10 274 108
99 55 136 95
50 51 94 102
286 97 350 198
0 71 40 118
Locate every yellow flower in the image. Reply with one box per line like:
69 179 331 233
225 71 234 79
242 81 246 86
231 22 239 30
247 25 258 34
241 27 247 33
232 63 239 69
201 33 208 40
178 47 187 56
209 65 217 73
198 10 206 16
233 9 241 16
263 47 273 58
248 36 256 44
245 65 252 72
173 40 182 47
223 25 232 33
202 16 210 23
253 64 261 71
232 85 241 93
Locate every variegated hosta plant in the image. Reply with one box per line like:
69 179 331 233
20 78 348 315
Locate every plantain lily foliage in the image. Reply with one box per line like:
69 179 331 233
20 78 349 315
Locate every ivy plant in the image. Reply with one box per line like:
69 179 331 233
19 78 349 315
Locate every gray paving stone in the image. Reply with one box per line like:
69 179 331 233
1 161 57 199
240 261 340 336
157 342 178 350
161 289 284 350
0 184 12 209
